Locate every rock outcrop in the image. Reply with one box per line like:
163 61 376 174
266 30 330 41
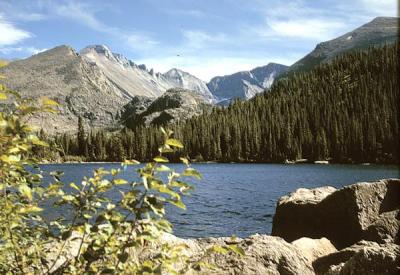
164 234 315 275
45 178 400 274
313 241 400 275
0 45 129 134
121 88 212 127
208 63 288 101
272 179 400 249
291 237 337 264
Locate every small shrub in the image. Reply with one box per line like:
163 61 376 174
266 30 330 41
0 69 242 274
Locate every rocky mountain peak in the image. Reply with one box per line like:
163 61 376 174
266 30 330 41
163 68 215 103
81 44 113 58
208 63 288 101
164 68 188 78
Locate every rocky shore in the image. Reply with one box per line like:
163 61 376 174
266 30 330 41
174 178 400 274
53 179 400 274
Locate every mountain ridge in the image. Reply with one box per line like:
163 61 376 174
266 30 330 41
287 16 398 74
208 63 289 101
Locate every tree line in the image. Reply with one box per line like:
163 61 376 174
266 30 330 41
50 44 399 164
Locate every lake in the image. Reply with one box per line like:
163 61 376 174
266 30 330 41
39 163 399 238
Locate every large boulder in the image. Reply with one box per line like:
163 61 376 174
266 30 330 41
364 209 400 244
291 237 337 264
313 240 400 274
272 179 400 248
165 234 315 274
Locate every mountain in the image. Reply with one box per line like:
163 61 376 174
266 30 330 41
81 45 215 103
163 68 214 103
0 45 216 133
0 45 129 134
121 88 212 128
287 17 398 74
207 63 288 101
80 45 172 98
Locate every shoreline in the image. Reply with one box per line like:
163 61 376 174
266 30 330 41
39 161 399 166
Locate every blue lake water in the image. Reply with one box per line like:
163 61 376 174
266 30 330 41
39 163 399 238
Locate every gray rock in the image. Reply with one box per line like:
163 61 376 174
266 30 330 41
313 241 400 275
166 234 315 275
0 45 129 134
364 210 400 244
291 237 337 264
163 68 215 103
208 63 288 101
121 88 212 128
0 44 218 134
272 179 400 248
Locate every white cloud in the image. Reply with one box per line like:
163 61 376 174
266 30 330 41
266 18 346 40
123 33 160 52
53 1 159 53
55 2 110 32
358 0 397 16
0 46 47 55
0 14 32 46
165 8 206 18
182 30 227 50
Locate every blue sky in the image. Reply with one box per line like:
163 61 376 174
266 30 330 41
0 0 396 81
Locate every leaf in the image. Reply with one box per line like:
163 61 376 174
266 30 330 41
169 199 186 210
0 92 7 100
0 154 21 163
18 206 43 214
83 213 92 219
19 184 33 200
62 230 72 240
41 97 59 106
165 138 184 148
69 182 80 191
124 159 140 165
212 245 229 254
62 195 75 201
153 156 169 163
113 178 128 185
183 168 202 179
117 252 129 263
156 165 171 172
180 157 189 165
228 244 245 255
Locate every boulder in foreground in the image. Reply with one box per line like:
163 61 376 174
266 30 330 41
272 179 400 248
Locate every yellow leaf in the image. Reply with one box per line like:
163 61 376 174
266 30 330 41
154 156 169 163
41 97 59 106
113 179 128 185
0 154 21 163
0 92 7 100
124 159 140 165
183 168 202 179
69 182 80 191
18 206 43 214
165 138 184 148
180 157 189 165
19 184 33 200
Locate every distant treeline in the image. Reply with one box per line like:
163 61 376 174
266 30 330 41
47 44 398 163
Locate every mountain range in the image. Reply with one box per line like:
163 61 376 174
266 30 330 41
0 16 397 134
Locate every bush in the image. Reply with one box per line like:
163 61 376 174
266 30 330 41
0 69 242 274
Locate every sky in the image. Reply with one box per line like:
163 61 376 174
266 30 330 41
0 0 397 81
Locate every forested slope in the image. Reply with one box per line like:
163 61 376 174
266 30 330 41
55 44 399 163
